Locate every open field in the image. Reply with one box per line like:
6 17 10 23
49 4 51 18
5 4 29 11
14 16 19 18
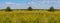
0 10 60 23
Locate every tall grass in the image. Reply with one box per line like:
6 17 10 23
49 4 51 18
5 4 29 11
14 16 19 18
0 10 60 23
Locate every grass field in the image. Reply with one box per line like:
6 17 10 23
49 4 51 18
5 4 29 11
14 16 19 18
0 10 60 23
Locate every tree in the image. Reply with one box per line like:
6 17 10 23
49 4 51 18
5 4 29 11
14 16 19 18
48 6 55 12
5 6 12 11
28 7 32 11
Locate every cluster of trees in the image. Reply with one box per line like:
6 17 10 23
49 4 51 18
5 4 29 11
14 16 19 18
5 6 55 12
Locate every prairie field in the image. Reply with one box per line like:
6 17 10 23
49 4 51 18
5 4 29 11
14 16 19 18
0 10 60 23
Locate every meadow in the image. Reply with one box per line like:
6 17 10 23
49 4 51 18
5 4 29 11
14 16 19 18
0 10 60 23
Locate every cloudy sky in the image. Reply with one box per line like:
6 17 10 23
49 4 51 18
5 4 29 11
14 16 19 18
0 0 60 9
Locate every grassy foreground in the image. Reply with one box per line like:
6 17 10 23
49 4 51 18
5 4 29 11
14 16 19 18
0 10 60 23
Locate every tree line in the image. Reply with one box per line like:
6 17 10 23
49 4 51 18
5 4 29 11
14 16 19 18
5 6 55 12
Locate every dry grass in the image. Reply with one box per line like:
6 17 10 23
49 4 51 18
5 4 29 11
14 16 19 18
0 10 60 23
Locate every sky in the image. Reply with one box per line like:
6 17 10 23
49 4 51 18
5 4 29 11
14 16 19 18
0 0 60 9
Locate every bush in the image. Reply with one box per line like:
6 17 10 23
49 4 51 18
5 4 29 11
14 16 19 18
5 6 12 11
28 7 32 11
48 6 55 12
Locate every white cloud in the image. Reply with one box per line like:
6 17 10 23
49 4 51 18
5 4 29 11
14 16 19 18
0 2 29 9
0 4 1 6
28 1 37 5
0 4 1 7
4 2 23 6
27 1 42 9
5 2 16 5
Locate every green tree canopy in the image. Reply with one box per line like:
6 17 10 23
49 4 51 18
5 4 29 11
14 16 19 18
5 6 12 11
48 6 55 12
28 6 32 11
